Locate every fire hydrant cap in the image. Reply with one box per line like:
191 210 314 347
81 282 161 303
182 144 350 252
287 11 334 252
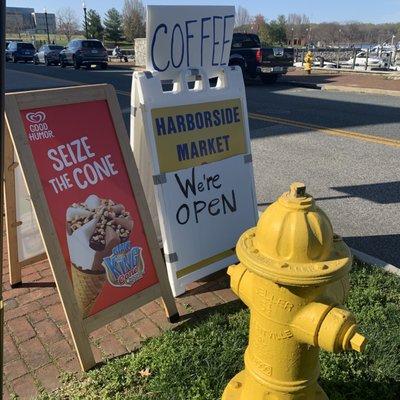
236 182 352 286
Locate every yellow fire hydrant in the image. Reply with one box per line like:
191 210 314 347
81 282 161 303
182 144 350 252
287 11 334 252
222 182 366 400
304 51 314 74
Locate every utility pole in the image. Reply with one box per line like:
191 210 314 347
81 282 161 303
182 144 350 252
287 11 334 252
82 2 88 39
0 0 6 397
44 8 50 44
337 29 342 69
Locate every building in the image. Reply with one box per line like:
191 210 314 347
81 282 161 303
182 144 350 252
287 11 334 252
6 7 56 34
32 12 57 34
6 7 35 32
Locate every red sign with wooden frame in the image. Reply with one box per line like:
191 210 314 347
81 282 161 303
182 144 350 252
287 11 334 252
4 84 178 371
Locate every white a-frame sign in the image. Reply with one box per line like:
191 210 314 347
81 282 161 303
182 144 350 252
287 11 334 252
131 67 258 296
131 6 258 296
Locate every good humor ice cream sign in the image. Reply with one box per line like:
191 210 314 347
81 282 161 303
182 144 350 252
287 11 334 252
21 100 160 317
147 5 235 79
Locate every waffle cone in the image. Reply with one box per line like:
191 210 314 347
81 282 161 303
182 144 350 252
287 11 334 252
71 264 106 318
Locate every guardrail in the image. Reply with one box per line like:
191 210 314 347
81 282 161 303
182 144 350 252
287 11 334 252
294 47 400 71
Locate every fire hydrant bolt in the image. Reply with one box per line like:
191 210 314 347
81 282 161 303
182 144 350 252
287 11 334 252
222 183 366 400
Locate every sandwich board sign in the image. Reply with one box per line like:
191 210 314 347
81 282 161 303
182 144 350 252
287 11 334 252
4 84 178 371
131 5 258 296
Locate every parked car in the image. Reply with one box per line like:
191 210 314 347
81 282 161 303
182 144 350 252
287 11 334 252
229 33 294 83
345 51 389 70
34 44 64 66
5 42 36 63
59 39 108 69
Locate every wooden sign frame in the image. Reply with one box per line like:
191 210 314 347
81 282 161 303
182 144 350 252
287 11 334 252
4 132 46 286
4 84 178 371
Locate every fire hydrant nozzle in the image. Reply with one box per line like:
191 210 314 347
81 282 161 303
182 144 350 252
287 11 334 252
222 183 367 400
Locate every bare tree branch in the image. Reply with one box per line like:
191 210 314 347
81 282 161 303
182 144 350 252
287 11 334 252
56 7 79 42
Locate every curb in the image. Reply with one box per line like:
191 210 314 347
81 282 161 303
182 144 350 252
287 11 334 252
280 81 400 97
280 81 323 90
322 84 400 97
351 248 400 276
293 66 398 76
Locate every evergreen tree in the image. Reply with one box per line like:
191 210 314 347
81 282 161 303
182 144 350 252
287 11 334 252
104 8 124 44
86 9 104 40
268 15 288 45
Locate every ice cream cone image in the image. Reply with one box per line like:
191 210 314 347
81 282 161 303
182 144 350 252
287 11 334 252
66 195 134 317
71 264 106 318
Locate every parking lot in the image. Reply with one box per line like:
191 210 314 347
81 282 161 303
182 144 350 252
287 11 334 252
5 61 400 267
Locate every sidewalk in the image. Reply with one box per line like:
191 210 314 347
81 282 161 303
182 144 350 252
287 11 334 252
2 236 237 399
282 69 400 94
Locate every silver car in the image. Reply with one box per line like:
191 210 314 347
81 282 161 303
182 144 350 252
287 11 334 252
34 44 64 66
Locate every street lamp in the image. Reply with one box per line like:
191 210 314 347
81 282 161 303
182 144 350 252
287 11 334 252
82 2 88 39
291 27 294 46
305 28 311 48
44 8 50 44
338 28 342 46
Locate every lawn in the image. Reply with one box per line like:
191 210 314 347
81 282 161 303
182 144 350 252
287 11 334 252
36 259 400 400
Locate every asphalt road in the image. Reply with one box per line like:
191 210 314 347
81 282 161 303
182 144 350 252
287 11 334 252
5 63 400 267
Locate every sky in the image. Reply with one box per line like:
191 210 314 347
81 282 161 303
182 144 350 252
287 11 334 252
6 0 400 24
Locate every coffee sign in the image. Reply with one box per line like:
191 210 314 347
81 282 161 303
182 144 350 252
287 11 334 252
147 5 235 80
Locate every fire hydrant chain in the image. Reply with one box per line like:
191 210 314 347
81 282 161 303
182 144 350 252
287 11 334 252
222 182 366 400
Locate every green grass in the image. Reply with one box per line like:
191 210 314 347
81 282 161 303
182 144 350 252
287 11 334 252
36 260 400 400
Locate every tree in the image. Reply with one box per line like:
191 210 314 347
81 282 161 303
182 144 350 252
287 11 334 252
56 7 79 41
286 13 310 45
104 8 124 44
86 9 104 40
267 15 287 45
235 6 251 28
254 15 269 45
122 0 146 43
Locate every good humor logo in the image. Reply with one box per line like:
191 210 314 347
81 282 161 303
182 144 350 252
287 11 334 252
25 111 54 141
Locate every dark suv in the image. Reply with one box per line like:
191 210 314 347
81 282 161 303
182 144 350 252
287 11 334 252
6 42 36 63
59 39 108 69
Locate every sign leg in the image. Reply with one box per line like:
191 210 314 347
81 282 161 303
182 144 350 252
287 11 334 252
3 129 22 286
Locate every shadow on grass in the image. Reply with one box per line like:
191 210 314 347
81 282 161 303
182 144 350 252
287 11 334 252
173 299 245 333
320 379 400 400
